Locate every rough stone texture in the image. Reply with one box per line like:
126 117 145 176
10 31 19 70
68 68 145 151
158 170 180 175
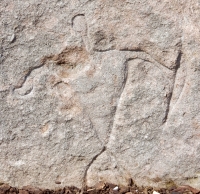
1 0 200 190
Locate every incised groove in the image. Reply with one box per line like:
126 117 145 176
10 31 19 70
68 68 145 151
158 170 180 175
72 14 85 25
82 146 106 189
107 58 129 141
13 62 45 91
94 47 173 71
162 51 182 124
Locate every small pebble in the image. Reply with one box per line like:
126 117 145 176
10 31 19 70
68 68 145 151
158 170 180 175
113 186 119 191
10 34 16 43
153 191 160 194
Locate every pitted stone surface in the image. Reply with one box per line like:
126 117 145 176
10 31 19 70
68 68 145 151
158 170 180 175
1 0 200 190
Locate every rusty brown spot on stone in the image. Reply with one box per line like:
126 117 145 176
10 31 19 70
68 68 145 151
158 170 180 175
41 46 89 68
47 75 57 86
58 70 69 78
192 119 200 130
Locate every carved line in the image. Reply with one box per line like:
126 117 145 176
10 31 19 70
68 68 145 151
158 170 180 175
162 51 182 123
71 14 85 28
94 48 173 71
169 71 187 115
82 146 106 190
13 60 46 91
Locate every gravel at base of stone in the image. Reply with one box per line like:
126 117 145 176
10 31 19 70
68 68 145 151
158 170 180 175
0 182 199 194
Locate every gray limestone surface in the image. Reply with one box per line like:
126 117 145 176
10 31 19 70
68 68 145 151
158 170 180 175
1 0 200 190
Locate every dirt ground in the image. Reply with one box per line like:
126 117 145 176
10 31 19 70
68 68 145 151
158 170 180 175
0 180 199 194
